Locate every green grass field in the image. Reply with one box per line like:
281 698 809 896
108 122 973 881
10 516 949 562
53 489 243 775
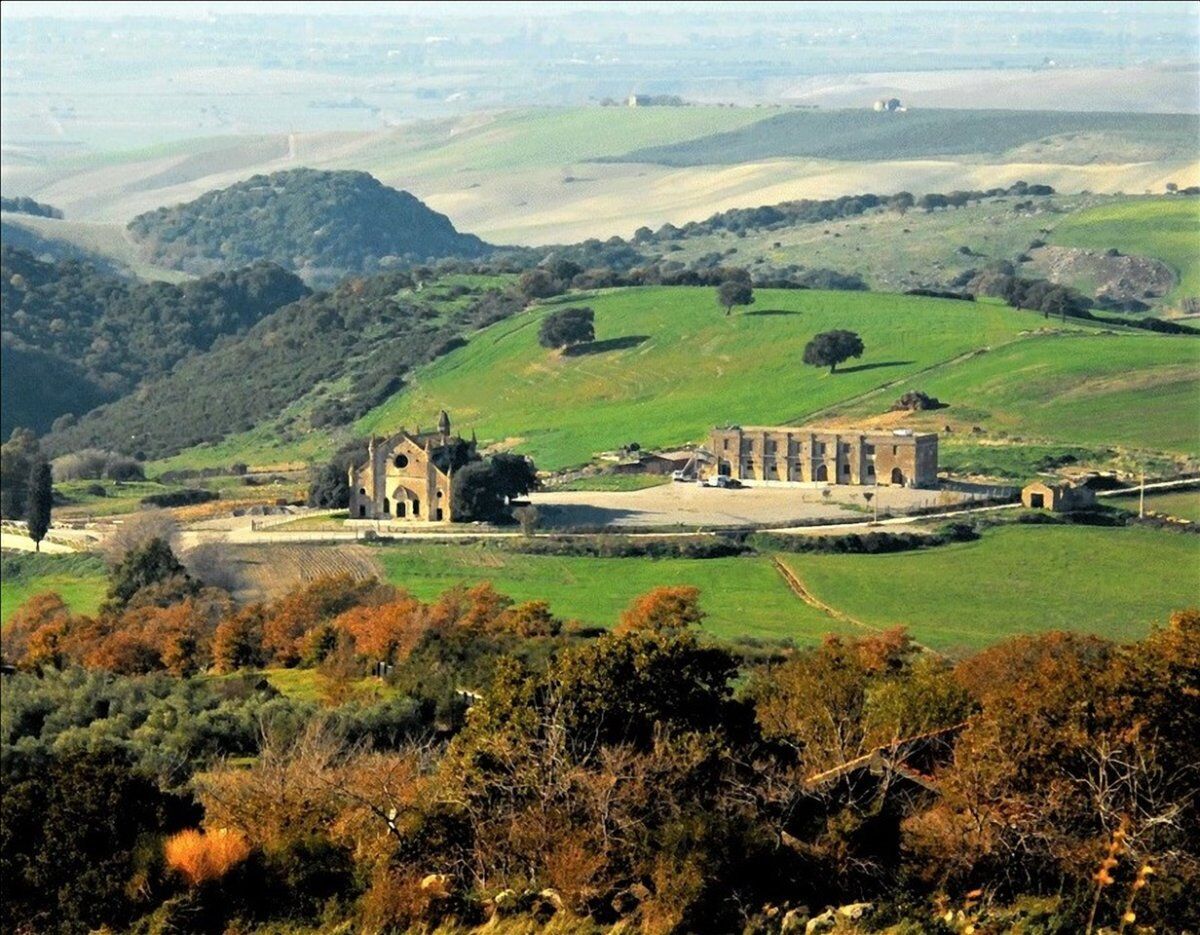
1049 198 1200 303
54 480 183 518
376 543 844 645
1107 487 1200 523
782 524 1200 653
360 286 1041 470
834 331 1200 456
354 106 767 176
553 474 672 492
608 109 1200 166
360 284 1195 471
1 553 108 624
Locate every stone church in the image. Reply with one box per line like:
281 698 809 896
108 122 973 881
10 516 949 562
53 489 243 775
348 410 475 522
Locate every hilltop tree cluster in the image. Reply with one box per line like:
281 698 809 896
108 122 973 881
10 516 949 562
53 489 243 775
0 196 63 218
127 169 490 285
628 182 1053 242
2 538 1197 933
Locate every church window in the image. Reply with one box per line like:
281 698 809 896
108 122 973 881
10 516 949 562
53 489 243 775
394 454 409 469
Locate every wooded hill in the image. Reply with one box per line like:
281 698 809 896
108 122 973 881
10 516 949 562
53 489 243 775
43 270 523 461
127 169 490 285
1 247 309 436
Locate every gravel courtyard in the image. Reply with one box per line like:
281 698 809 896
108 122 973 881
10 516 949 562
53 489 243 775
527 482 972 529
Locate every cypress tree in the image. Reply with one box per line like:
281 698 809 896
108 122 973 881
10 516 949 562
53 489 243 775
26 459 53 552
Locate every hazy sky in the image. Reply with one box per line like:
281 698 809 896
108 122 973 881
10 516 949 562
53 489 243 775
6 0 1197 18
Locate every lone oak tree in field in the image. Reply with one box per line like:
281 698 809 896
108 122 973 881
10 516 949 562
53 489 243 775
803 329 865 374
538 306 594 350
716 279 754 316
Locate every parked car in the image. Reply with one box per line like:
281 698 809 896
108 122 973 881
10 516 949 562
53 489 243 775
671 469 691 482
701 475 738 489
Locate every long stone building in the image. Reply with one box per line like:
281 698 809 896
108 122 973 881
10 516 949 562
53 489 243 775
705 425 938 487
348 410 474 522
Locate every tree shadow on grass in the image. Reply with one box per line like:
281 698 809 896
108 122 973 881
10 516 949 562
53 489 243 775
744 309 801 317
834 360 915 374
563 335 650 356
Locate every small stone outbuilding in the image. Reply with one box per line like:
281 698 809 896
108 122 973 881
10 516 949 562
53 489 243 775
1021 480 1096 512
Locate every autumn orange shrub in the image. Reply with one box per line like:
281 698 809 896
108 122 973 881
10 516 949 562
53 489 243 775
615 586 703 634
164 827 252 885
496 599 561 637
333 592 427 663
426 581 513 633
212 604 267 672
1 592 74 667
261 573 391 665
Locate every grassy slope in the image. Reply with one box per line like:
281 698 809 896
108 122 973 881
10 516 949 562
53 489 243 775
376 544 845 645
0 214 193 283
1048 198 1200 303
353 107 769 175
1 554 108 624
1107 488 1200 523
360 286 1034 470
781 524 1200 654
656 196 1093 295
608 109 1200 166
361 284 1197 471
833 332 1200 454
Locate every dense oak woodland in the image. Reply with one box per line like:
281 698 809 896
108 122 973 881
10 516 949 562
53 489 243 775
42 271 524 460
1 534 1196 933
0 247 309 436
127 169 489 284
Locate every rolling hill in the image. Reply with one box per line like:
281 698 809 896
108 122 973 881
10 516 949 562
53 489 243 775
6 107 1196 248
829 331 1200 454
607 108 1200 167
1048 197 1200 304
126 168 490 285
1 248 309 437
357 285 1199 472
44 271 521 462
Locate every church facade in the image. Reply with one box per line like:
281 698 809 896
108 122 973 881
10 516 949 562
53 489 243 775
348 410 474 523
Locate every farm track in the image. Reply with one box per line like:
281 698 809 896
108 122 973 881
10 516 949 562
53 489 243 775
771 556 878 634
790 339 1023 426
772 556 941 657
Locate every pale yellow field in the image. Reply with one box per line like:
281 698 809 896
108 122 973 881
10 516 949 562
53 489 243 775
5 107 1197 247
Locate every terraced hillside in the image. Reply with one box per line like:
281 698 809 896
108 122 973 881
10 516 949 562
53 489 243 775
359 285 1199 471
